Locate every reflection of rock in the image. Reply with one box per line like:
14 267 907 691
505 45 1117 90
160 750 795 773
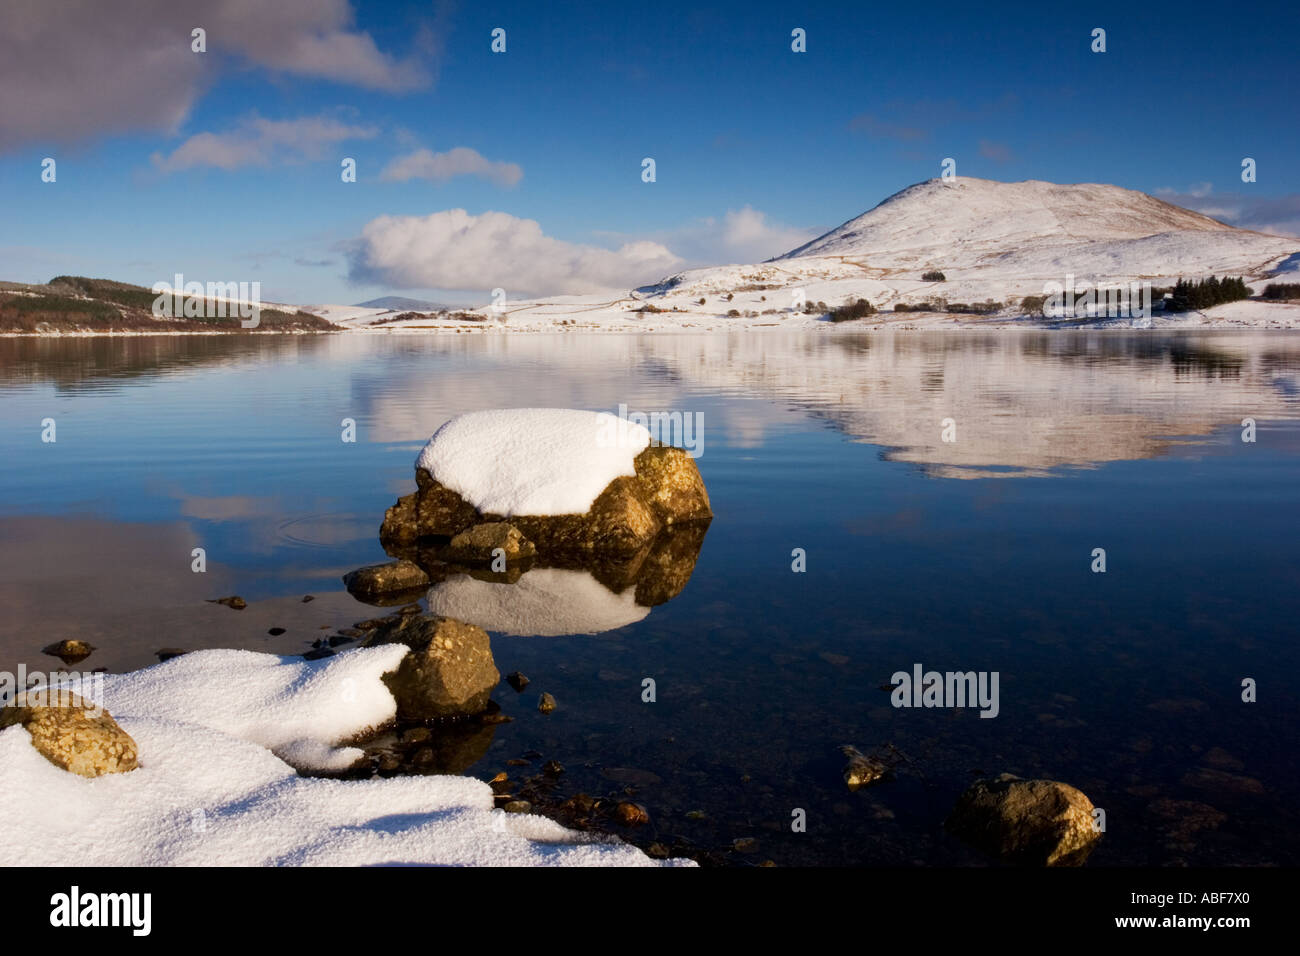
946 774 1101 866
1 692 138 777
379 445 711 559
426 568 652 637
631 524 709 607
364 614 500 720
342 559 430 603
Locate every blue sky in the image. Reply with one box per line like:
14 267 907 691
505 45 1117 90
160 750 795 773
2 0 1297 304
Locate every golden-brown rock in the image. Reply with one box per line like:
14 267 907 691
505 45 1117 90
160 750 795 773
945 774 1102 866
0 691 138 777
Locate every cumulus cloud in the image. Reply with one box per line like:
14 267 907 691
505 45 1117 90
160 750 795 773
379 148 523 187
347 210 682 296
151 115 378 172
1156 185 1300 238
598 207 821 266
0 0 430 151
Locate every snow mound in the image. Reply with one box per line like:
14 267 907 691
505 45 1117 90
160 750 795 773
0 648 685 866
426 568 651 636
104 646 407 771
416 409 651 516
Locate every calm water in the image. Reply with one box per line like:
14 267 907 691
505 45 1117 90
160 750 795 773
2 331 1299 866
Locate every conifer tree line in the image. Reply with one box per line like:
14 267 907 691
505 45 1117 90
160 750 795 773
1165 276 1250 312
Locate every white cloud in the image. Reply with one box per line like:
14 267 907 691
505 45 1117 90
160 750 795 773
599 206 821 266
347 209 682 296
0 0 430 152
380 148 523 187
1157 185 1300 238
151 115 378 172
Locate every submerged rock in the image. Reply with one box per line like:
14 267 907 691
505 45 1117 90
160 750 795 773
945 773 1102 866
506 671 530 692
537 692 557 714
841 745 888 791
364 613 500 720
343 559 431 603
207 595 247 610
0 691 138 777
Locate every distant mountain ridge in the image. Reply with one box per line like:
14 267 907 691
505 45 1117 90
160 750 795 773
353 295 447 311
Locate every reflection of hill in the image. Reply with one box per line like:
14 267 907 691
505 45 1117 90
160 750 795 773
646 333 1300 476
0 334 333 391
358 332 1300 477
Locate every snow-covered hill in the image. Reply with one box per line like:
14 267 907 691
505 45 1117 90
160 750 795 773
308 178 1300 333
639 178 1297 311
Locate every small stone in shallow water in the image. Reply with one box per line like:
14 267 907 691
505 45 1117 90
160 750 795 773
506 671 530 692
506 758 530 766
400 726 431 744
542 760 564 775
42 640 95 664
303 647 334 661
945 774 1102 866
267 627 286 636
614 802 650 826
207 596 246 610
377 753 401 772
732 837 759 853
504 800 533 814
537 692 557 714
646 843 669 859
156 648 187 662
561 793 596 815
302 595 314 603
841 745 888 791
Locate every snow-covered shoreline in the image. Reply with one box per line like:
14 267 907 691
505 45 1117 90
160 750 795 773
0 647 689 867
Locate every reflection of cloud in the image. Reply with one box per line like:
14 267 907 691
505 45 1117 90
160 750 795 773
426 569 650 636
177 494 278 522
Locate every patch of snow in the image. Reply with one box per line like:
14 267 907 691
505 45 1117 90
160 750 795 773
426 569 651 636
0 648 684 866
416 409 651 516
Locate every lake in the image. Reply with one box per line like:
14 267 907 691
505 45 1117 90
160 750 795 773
2 330 1298 866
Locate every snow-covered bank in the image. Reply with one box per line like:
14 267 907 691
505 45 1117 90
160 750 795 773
0 648 686 866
